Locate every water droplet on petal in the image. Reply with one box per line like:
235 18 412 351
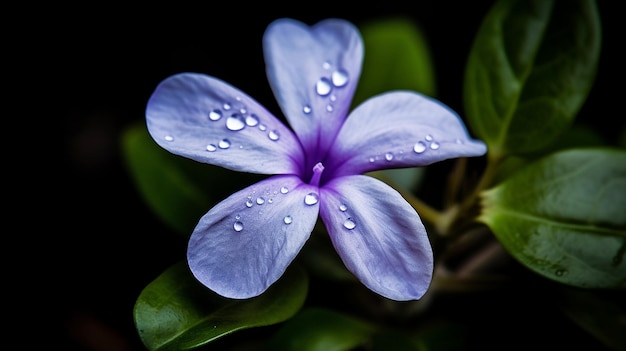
218 139 231 149
343 218 356 230
315 77 332 96
164 135 174 142
326 104 333 112
245 114 259 126
323 61 331 70
331 69 349 87
233 221 243 232
223 103 231 110
283 215 293 224
256 197 265 205
430 141 440 150
339 204 347 212
246 200 253 207
209 109 222 121
206 144 217 151
304 192 319 205
226 113 246 131
280 186 289 194
240 107 247 114
425 134 433 141
259 124 267 131
303 105 312 114
369 157 375 163
268 130 280 141
413 141 426 153
385 153 394 161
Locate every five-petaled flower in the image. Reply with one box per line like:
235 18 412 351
146 18 487 301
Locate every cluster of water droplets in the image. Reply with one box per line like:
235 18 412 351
365 133 462 164
302 61 350 116
231 185 322 233
163 96 282 150
338 203 356 230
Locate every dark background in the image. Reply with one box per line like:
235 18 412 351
17 1 622 350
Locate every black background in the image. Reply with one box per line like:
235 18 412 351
15 1 622 350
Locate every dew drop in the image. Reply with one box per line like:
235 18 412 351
259 124 267 131
331 69 349 87
430 141 440 150
233 221 243 232
425 134 433 141
385 153 394 161
369 157 375 163
343 218 356 230
256 197 265 205
268 130 280 141
315 77 332 96
339 204 347 212
235 214 241 220
223 103 231 110
326 104 334 112
246 200 253 208
206 144 217 152
283 215 293 224
268 198 273 204
323 61 331 70
226 113 246 131
218 139 231 149
413 141 426 153
280 186 289 194
209 109 222 121
240 107 247 114
245 114 259 126
555 269 568 276
303 105 312 114
164 135 174 142
304 192 319 205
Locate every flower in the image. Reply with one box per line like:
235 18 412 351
146 18 487 301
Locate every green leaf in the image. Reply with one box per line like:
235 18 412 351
464 0 601 156
267 307 377 351
480 148 626 288
121 123 262 235
354 16 436 107
134 261 308 351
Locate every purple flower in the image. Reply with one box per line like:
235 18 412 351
146 18 486 301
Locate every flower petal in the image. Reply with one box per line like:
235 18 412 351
146 73 304 175
319 175 433 301
187 175 320 299
264 18 363 158
327 91 487 177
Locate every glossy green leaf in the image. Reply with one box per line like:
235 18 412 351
267 307 377 351
464 0 601 156
121 123 261 235
134 261 308 351
480 148 626 288
354 16 436 105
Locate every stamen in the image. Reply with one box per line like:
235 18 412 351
309 162 324 187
